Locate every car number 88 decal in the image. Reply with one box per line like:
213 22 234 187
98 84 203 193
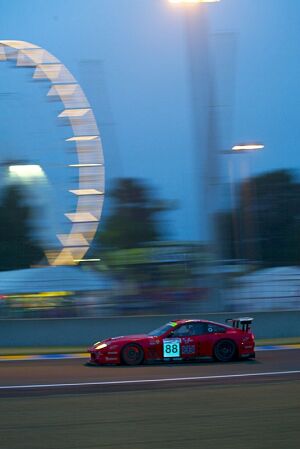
163 338 180 358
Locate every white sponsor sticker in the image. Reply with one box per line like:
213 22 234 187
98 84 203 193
163 338 181 358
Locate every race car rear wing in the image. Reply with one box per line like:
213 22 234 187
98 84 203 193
226 317 253 332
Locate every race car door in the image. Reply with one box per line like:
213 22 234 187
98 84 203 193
166 322 207 359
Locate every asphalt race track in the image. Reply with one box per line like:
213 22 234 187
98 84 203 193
0 349 299 449
0 348 300 391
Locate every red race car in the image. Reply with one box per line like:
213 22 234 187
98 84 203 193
88 317 255 366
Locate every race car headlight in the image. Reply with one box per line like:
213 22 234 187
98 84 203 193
95 343 108 350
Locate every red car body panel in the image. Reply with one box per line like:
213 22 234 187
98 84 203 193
88 319 255 365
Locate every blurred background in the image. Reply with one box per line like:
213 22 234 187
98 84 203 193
2 5 300 449
1 0 300 319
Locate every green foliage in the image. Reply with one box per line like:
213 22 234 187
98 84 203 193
96 178 170 251
218 169 300 266
0 185 44 271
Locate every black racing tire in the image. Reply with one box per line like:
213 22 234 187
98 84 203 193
121 343 144 366
213 339 236 362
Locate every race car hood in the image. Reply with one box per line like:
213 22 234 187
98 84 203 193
102 334 150 344
90 334 152 350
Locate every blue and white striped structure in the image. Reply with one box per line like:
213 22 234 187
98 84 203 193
0 40 105 266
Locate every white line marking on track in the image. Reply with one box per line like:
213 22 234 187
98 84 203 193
1 370 300 390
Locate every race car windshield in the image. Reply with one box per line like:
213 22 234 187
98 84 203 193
148 323 177 336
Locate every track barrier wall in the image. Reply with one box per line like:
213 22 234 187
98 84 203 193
1 311 300 347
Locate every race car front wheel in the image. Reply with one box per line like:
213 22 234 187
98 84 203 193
213 339 236 362
121 344 144 366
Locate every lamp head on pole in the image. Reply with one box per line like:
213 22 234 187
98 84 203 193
232 144 265 152
169 0 220 4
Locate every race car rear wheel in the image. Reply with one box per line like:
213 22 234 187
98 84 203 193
121 344 144 366
213 339 236 362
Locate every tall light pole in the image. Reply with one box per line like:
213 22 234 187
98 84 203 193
168 0 222 311
225 143 265 264
168 0 221 244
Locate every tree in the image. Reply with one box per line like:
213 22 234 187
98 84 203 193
0 185 44 270
96 178 170 251
217 169 300 266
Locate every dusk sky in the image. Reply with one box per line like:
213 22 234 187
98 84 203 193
1 0 300 243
